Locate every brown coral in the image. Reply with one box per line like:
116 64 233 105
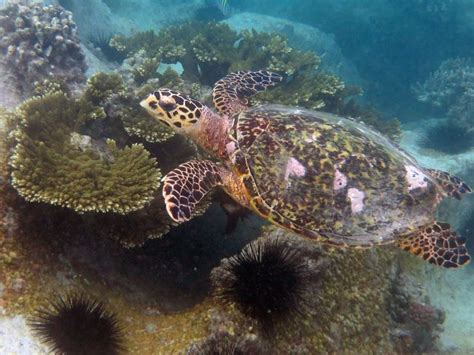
0 3 86 96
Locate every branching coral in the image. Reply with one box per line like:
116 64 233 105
106 79 176 144
229 30 320 76
110 22 236 85
77 72 126 122
9 91 161 215
7 69 213 244
413 58 474 109
0 3 87 96
111 22 398 139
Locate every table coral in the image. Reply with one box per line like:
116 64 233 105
8 92 161 215
0 2 87 97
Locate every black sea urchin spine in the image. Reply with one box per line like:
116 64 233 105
215 238 311 330
29 293 124 355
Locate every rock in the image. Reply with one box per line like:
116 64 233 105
223 12 362 84
0 63 21 109
0 315 49 354
81 44 116 77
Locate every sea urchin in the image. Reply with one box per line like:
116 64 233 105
214 238 310 329
29 293 124 355
186 331 268 355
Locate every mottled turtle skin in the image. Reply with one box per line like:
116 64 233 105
230 104 439 247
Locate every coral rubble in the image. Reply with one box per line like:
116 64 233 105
0 3 87 97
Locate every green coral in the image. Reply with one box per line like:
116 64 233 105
230 30 320 76
33 77 71 97
111 22 237 84
83 72 125 105
9 91 161 214
110 29 187 63
111 22 399 139
75 72 126 123
253 71 345 110
108 82 175 143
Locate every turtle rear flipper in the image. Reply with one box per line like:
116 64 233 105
162 160 223 223
212 70 282 116
397 222 470 268
426 168 472 200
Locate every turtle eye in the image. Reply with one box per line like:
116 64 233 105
159 97 177 112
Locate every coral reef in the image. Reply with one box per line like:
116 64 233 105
388 265 445 354
5 69 213 245
29 293 124 354
110 22 235 85
106 78 176 144
111 22 399 139
210 227 445 353
8 89 161 215
413 58 474 150
414 57 474 134
0 2 87 97
222 12 362 84
413 58 474 111
87 30 126 63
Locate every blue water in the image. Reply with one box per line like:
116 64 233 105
1 0 473 353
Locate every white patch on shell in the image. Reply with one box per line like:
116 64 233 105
405 165 428 190
284 157 306 183
347 188 365 214
333 169 348 191
226 141 236 156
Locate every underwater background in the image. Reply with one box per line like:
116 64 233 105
0 0 473 353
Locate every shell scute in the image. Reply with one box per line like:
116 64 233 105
233 105 441 247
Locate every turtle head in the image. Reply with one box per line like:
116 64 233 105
140 89 206 133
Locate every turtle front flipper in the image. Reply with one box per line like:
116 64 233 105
426 168 472 200
212 70 283 116
163 160 224 223
397 222 470 268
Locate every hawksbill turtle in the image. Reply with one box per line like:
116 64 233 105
140 70 472 268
